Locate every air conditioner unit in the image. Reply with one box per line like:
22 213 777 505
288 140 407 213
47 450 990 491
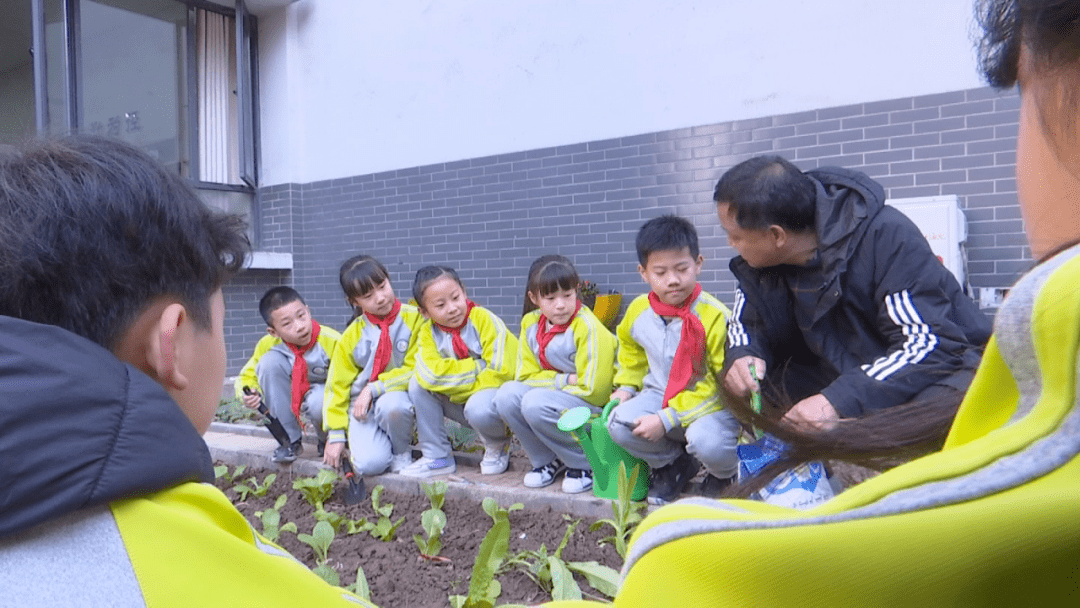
886 195 968 287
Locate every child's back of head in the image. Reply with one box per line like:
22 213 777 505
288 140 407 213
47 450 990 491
0 136 249 349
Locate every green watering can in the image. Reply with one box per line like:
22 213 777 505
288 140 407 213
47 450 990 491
557 400 649 501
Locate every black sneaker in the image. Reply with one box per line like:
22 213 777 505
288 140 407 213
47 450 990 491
272 440 304 463
695 473 735 499
523 459 565 488
647 452 699 505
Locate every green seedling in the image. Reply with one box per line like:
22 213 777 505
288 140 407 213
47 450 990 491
297 520 338 585
215 464 247 484
505 517 619 601
589 460 646 559
345 565 371 601
415 481 449 560
233 472 277 501
368 485 404 541
449 499 515 608
481 497 523 526
292 469 339 511
314 507 348 534
253 493 298 543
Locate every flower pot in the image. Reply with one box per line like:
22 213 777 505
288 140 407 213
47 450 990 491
589 293 622 329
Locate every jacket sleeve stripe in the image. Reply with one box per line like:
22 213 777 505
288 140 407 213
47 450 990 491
863 290 940 381
728 288 749 347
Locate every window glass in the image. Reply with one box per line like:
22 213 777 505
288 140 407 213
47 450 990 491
79 0 189 175
0 0 35 146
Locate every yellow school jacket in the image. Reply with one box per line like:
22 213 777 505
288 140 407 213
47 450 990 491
414 305 517 403
233 327 341 400
323 305 425 438
517 306 617 407
613 291 731 430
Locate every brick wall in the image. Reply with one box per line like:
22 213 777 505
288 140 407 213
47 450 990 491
224 85 1024 376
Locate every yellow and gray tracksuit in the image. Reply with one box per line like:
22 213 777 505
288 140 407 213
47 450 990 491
234 328 341 444
608 291 742 477
409 305 518 459
323 305 425 474
0 316 373 607
493 306 617 470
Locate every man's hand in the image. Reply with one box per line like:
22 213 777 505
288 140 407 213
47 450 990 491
724 356 766 397
783 394 839 431
632 414 666 442
352 385 373 420
609 389 634 405
322 441 345 467
241 390 262 409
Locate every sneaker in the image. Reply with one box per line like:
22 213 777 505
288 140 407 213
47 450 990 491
272 440 304 464
695 473 735 499
479 442 511 475
399 456 456 478
647 451 699 505
389 451 415 473
523 459 565 488
562 468 593 494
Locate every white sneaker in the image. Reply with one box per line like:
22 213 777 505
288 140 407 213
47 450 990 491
389 451 415 473
562 468 593 494
523 459 565 488
479 442 511 475
399 456 456 478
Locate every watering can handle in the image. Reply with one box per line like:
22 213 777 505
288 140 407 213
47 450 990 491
601 399 620 424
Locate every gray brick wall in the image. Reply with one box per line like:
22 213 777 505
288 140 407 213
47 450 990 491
225 85 1024 376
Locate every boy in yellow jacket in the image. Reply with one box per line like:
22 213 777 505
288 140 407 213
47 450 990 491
0 136 372 607
609 215 742 505
235 287 341 463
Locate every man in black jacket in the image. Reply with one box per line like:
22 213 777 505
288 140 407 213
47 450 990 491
715 155 991 429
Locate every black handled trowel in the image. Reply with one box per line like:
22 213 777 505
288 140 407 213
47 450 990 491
243 386 292 448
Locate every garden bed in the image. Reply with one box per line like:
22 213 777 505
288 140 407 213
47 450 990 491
215 463 626 607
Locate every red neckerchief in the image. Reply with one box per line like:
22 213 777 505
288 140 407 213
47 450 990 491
285 320 322 420
433 300 476 359
365 299 402 381
648 284 705 408
536 300 583 371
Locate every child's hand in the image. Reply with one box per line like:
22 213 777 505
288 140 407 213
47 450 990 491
632 414 666 442
352 386 373 420
322 441 345 467
609 389 633 404
241 390 262 409
567 374 578 386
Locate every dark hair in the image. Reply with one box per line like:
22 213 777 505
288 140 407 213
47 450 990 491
0 135 249 350
978 0 1080 153
259 287 305 326
635 215 701 266
712 155 816 233
412 266 464 311
340 254 392 318
522 254 580 316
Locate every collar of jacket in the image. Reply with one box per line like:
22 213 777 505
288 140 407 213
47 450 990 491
0 316 214 539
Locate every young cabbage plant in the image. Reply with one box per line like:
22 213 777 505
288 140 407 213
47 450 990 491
297 520 339 585
589 461 646 559
253 493 298 544
367 485 404 542
292 468 339 511
449 499 515 608
344 565 371 601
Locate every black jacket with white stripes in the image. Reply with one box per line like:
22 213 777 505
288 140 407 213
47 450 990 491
725 166 992 418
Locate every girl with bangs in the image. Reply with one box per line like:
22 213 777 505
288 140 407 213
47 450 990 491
322 255 425 475
493 255 618 493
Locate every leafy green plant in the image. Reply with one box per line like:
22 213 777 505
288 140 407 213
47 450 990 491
589 461 646 559
215 464 247 484
233 472 277 501
481 497 523 525
344 565 371 601
297 520 339 585
449 498 516 608
414 481 449 560
504 517 619 601
367 484 404 541
445 419 482 453
254 493 298 543
216 397 259 424
292 469 338 511
313 507 348 534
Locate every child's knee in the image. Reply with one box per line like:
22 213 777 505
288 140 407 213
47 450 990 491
350 451 391 476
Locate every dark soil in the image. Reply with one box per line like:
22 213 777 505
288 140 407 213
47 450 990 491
216 465 623 608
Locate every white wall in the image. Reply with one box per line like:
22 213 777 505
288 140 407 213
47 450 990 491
258 0 985 185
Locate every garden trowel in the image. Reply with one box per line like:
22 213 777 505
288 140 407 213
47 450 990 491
339 457 367 504
243 386 291 448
